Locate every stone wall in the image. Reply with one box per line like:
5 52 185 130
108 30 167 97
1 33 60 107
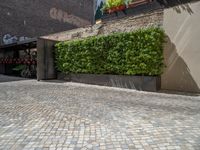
41 10 163 42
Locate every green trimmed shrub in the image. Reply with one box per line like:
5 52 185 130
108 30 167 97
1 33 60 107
55 27 165 76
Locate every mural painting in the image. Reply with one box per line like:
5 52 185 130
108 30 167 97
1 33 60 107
50 8 90 27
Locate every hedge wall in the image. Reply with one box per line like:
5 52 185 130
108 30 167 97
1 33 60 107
55 27 165 76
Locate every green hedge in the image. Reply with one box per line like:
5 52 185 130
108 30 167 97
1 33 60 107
55 27 165 76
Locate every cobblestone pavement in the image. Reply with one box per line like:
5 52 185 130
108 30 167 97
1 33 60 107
0 75 200 150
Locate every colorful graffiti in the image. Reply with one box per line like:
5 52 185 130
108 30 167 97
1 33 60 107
2 34 30 45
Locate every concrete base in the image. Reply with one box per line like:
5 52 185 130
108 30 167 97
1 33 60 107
58 73 161 92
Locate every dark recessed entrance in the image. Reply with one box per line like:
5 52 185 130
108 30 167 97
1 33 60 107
0 39 37 78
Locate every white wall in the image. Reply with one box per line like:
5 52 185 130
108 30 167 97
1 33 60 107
162 1 200 93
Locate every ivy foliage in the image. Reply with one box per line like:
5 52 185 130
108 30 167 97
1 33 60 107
55 27 165 76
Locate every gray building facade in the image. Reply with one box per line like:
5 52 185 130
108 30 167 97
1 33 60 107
0 0 94 45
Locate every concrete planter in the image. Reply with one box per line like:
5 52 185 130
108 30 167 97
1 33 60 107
58 73 161 92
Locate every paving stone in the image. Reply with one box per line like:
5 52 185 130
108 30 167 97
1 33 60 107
0 75 200 149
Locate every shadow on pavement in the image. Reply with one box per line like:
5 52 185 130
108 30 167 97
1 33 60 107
39 79 67 83
0 74 29 83
159 90 200 97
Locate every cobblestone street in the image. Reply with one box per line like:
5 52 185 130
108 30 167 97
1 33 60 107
0 75 200 150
